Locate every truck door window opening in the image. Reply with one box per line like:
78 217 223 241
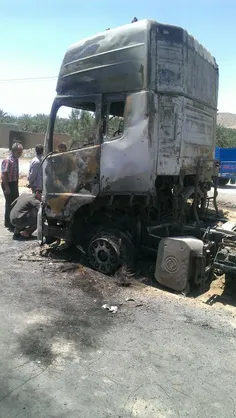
103 100 125 141
53 102 97 151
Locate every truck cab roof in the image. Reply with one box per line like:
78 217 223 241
57 19 218 109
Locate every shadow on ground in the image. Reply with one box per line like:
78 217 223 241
18 305 110 367
17 255 121 367
202 273 236 308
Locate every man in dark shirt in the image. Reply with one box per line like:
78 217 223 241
10 189 42 238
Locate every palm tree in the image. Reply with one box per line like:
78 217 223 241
0 109 8 122
18 114 33 131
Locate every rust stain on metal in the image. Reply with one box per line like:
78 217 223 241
48 194 72 215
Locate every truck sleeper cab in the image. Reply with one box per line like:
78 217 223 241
39 19 219 276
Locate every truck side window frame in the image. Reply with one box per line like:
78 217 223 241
102 95 125 142
51 94 102 151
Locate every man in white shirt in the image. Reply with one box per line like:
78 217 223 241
28 144 44 192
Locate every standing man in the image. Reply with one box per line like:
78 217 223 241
28 144 44 192
1 142 23 230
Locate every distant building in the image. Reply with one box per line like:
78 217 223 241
0 122 70 150
0 122 19 148
9 130 70 150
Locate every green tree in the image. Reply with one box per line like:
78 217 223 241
0 109 9 122
32 114 49 133
18 114 33 131
65 109 96 149
0 109 18 124
216 124 236 148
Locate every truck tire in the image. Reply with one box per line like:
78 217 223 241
87 229 136 275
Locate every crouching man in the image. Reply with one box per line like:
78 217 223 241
10 189 42 238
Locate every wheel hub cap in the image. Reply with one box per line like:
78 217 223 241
88 237 120 274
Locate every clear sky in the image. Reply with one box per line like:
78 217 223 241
1 0 235 116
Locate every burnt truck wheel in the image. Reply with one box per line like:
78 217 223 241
87 230 136 275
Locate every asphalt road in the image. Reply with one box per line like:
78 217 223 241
0 196 236 417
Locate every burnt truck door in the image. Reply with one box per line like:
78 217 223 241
100 91 152 194
43 95 102 220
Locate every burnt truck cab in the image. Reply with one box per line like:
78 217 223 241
39 19 221 282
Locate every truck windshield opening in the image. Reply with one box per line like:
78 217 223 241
53 102 97 151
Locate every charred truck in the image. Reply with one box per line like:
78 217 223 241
38 19 236 292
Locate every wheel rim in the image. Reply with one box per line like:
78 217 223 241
88 237 120 274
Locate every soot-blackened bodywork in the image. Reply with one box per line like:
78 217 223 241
41 19 219 241
43 145 100 220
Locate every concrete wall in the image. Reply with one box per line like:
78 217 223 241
9 131 70 150
0 123 19 148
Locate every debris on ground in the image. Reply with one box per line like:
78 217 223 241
59 264 80 272
124 298 143 308
102 304 118 313
18 243 80 263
